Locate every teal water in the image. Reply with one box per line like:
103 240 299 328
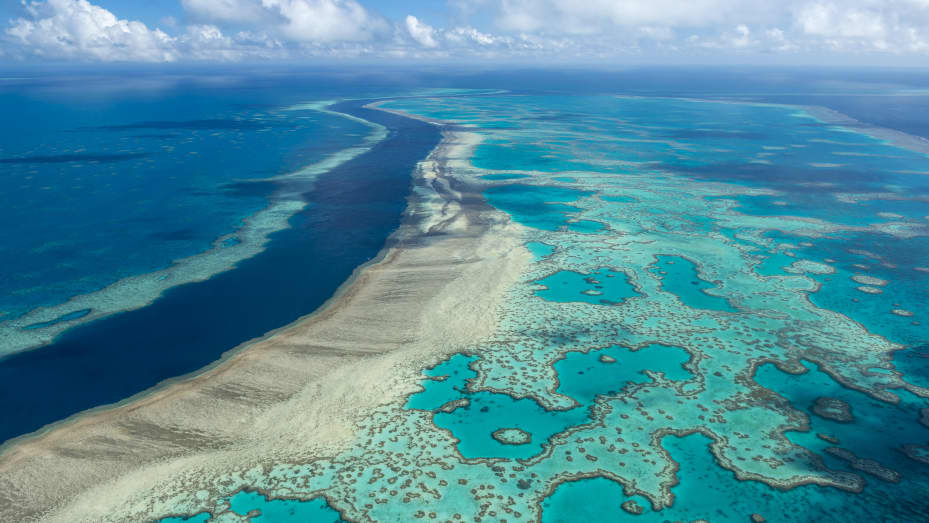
543 356 929 522
648 255 737 312
228 491 344 522
566 219 608 234
376 92 929 521
480 173 530 181
554 344 693 405
602 195 637 203
751 229 927 347
542 432 881 522
534 268 639 305
546 356 929 521
407 354 590 460
484 184 592 231
159 515 211 523
157 490 344 523
526 241 555 260
406 344 695 461
146 83 929 523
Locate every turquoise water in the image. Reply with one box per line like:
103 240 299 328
526 241 555 260
554 344 693 404
406 344 694 461
159 515 210 523
480 173 530 181
566 219 608 234
149 87 929 522
228 491 344 522
407 354 590 460
534 268 639 305
157 490 344 523
484 184 592 231
542 432 882 522
750 229 928 347
543 359 929 522
602 195 637 203
648 255 737 312
371 92 929 520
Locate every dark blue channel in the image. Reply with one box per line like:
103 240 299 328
0 101 440 444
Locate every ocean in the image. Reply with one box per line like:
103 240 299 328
0 72 440 443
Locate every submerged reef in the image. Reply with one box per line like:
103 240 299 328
6 92 929 522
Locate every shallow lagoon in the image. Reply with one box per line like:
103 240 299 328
534 268 639 305
158 490 344 523
648 255 737 312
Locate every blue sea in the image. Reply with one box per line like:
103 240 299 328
0 71 440 442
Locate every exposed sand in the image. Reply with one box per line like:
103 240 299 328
0 115 530 521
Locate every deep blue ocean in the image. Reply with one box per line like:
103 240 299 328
0 71 440 443
3 66 929 448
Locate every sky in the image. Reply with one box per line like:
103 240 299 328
2 0 929 65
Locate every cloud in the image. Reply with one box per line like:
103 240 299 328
405 15 438 48
5 0 177 62
493 0 742 34
5 0 929 62
182 0 387 42
452 0 929 55
445 26 498 46
3 0 393 62
794 3 886 39
182 0 272 25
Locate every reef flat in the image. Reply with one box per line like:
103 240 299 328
3 92 929 522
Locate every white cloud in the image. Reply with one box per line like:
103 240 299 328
445 26 497 46
405 15 438 48
182 0 271 25
5 0 929 62
451 0 929 55
794 3 886 39
493 0 743 34
3 0 392 62
6 0 177 62
268 0 385 42
182 0 387 42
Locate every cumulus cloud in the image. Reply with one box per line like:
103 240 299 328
493 0 742 34
5 0 929 62
3 0 391 62
455 0 929 55
405 15 438 47
445 26 498 46
6 0 177 62
182 0 272 25
182 0 386 42
794 3 886 39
